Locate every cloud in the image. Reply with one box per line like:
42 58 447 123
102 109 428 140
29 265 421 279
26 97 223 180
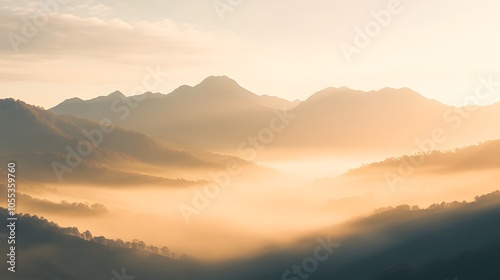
69 3 112 16
0 3 234 86
0 3 227 84
0 11 214 57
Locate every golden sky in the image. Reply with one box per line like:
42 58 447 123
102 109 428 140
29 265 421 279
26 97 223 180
1 0 499 108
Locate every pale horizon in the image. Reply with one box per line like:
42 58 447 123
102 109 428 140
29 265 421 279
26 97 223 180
1 0 500 108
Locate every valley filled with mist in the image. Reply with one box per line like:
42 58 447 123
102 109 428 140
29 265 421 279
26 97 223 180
1 1 500 279
1 76 500 279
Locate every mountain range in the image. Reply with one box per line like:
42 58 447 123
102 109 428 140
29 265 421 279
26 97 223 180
50 76 500 158
0 98 261 186
2 76 500 280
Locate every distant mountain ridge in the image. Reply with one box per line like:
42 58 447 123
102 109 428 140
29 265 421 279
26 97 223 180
50 76 500 157
0 98 257 185
51 76 297 151
310 137 500 216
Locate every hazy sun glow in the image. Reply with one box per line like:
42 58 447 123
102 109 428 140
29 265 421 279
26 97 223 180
1 0 500 108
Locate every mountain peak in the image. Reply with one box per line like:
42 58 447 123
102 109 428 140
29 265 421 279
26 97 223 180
200 75 237 84
0 98 36 114
64 97 84 104
168 75 256 101
197 75 242 91
86 91 125 103
375 87 417 94
305 87 360 102
0 97 19 106
0 98 64 140
108 90 125 98
308 86 423 100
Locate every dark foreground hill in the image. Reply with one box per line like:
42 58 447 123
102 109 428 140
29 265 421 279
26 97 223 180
0 98 265 186
2 191 500 279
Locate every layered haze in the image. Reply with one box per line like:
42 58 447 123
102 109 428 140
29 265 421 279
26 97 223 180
1 77 500 266
1 1 500 279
